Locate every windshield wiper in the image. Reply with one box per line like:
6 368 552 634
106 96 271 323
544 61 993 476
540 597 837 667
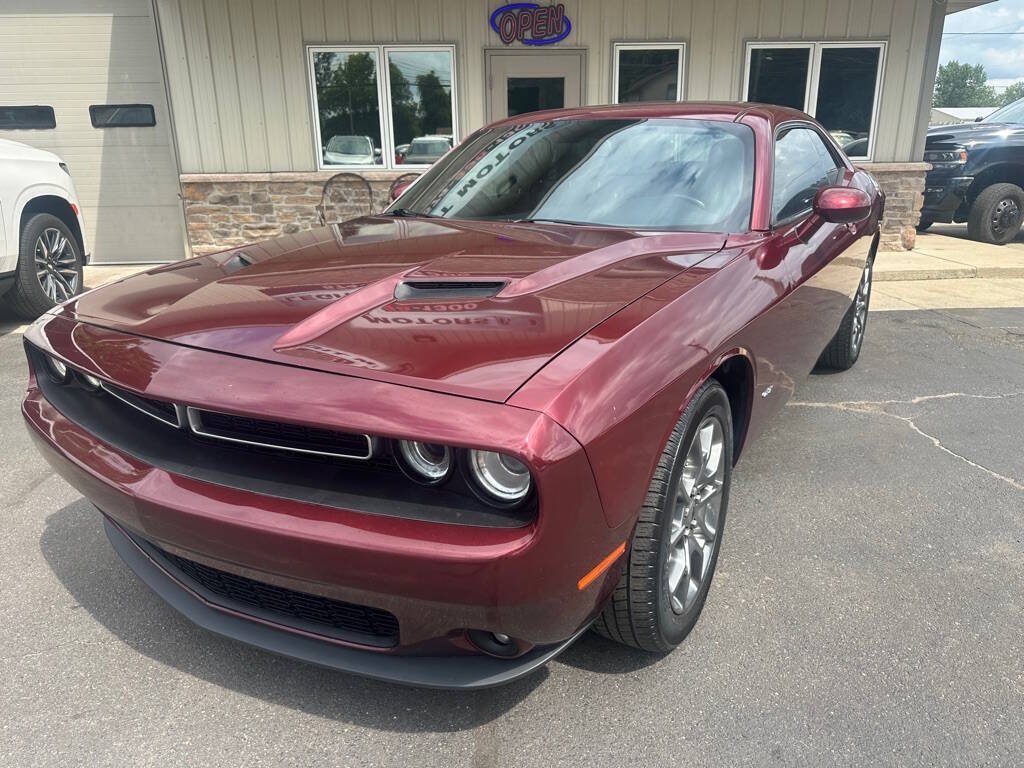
383 208 440 218
512 217 607 227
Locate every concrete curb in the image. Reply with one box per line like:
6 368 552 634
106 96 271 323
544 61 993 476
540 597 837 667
874 255 1024 283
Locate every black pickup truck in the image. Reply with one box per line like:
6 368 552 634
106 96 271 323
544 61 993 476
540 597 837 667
920 97 1024 244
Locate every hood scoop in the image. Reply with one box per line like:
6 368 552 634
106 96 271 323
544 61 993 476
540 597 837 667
393 279 508 301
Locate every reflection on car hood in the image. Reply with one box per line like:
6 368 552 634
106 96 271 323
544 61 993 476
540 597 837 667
925 121 1024 146
66 217 726 401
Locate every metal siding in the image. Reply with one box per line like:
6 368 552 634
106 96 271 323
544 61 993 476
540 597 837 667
1 0 186 262
203 0 248 170
155 0 940 170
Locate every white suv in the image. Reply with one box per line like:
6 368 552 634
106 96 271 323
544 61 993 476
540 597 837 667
1 138 89 318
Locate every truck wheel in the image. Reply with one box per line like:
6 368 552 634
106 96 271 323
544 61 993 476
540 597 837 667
967 183 1023 245
592 380 732 652
4 213 83 320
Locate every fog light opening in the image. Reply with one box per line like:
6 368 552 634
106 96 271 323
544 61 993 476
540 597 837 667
467 629 519 658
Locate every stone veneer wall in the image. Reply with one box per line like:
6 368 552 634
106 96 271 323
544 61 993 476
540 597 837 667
181 164 930 256
858 162 930 252
180 172 407 256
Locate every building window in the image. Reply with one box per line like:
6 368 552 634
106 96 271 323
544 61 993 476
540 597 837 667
613 43 685 103
89 104 156 128
308 45 456 170
744 42 885 160
0 105 56 130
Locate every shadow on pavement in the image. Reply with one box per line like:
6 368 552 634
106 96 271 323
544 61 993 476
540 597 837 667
41 499 551 731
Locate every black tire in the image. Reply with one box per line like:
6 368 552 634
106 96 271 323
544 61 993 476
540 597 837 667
4 213 84 320
916 216 933 232
593 380 733 652
817 254 874 371
967 183 1024 245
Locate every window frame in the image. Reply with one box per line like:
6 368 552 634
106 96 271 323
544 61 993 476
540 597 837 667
307 43 458 172
0 105 56 130
89 104 156 128
611 42 687 104
770 120 849 228
743 41 886 162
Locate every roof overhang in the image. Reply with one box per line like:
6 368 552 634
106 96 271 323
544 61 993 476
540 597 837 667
945 0 998 15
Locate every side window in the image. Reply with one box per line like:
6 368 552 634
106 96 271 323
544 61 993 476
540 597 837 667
772 127 842 224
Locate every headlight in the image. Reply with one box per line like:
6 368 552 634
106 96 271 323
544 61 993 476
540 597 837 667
45 355 69 382
923 148 967 166
397 440 453 484
79 372 102 391
467 449 532 504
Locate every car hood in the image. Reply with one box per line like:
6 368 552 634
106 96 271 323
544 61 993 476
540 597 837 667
65 217 725 401
925 121 1024 147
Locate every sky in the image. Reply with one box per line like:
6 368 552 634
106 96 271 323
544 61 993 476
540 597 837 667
941 0 1024 90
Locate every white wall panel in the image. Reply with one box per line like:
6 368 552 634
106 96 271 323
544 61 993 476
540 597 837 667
155 0 947 171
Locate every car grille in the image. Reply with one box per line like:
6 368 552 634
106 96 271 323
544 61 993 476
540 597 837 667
156 544 400 646
189 407 373 459
28 344 536 528
101 381 181 426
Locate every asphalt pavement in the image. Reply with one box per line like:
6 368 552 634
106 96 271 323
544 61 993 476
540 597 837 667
1 304 1022 767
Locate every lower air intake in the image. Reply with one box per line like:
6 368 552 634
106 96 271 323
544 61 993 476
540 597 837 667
154 544 400 647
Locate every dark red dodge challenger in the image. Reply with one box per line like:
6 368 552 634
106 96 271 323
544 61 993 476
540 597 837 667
23 103 882 688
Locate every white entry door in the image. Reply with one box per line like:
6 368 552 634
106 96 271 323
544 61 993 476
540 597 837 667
486 51 585 121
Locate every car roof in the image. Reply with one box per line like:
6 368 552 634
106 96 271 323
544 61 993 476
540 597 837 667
487 101 810 130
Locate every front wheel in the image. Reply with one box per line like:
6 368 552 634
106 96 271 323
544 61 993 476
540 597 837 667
593 380 732 652
967 183 1023 245
817 255 873 371
4 213 84 319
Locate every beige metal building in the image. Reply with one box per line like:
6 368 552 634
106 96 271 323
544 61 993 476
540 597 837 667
0 0 995 261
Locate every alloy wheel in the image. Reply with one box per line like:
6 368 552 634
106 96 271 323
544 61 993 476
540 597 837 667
666 415 725 614
851 259 872 355
991 197 1021 238
34 227 80 303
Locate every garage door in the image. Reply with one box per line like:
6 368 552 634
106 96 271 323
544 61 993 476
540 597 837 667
0 0 186 263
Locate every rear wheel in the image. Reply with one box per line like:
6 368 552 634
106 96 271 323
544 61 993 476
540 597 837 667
967 183 1023 244
593 380 732 652
817 255 873 371
4 213 83 319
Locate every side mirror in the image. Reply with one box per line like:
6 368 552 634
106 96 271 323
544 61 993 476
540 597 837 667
975 116 983 122
390 180 413 201
813 186 872 224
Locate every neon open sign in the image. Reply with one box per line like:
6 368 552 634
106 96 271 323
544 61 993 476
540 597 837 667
490 3 572 46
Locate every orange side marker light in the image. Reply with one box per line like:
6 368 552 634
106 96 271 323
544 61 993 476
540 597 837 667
577 542 626 591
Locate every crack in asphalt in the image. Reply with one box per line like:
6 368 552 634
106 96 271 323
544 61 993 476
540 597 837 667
788 392 1024 492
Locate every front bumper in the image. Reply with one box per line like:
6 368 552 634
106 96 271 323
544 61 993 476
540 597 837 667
921 172 974 223
22 314 629 687
103 516 589 688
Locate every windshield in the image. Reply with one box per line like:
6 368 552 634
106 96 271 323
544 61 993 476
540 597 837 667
983 98 1024 124
409 140 451 155
393 118 755 232
326 136 372 155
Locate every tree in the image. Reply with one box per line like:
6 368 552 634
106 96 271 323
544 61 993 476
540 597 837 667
999 81 1024 107
933 61 997 107
415 72 452 135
